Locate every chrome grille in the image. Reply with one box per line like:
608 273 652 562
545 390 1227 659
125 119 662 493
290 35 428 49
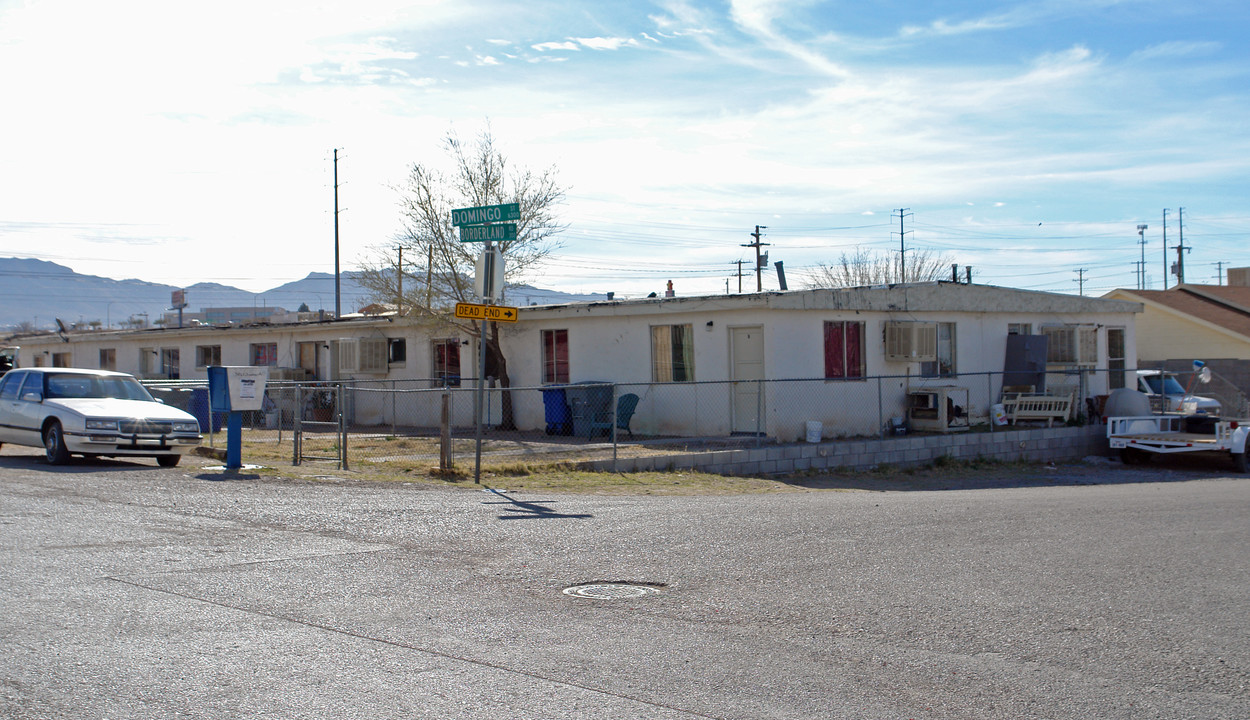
119 420 174 434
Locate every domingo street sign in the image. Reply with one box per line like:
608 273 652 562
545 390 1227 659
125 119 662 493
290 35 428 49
454 302 519 323
451 203 520 227
459 223 517 243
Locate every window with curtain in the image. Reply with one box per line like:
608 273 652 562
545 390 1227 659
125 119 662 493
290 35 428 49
250 342 277 366
651 324 694 382
823 321 865 379
195 345 221 368
920 322 956 377
432 339 461 387
1042 325 1098 365
1107 327 1126 389
542 329 569 384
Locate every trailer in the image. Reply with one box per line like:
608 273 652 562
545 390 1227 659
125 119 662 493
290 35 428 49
1108 414 1250 471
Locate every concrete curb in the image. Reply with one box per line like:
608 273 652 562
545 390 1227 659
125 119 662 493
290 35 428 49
579 424 1108 475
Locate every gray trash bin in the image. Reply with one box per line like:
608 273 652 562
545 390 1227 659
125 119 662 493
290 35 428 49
566 382 613 438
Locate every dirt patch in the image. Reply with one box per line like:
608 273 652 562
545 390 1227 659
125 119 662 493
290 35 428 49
782 452 1243 492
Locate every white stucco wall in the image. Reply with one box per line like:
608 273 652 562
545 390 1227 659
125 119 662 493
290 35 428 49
8 284 1139 440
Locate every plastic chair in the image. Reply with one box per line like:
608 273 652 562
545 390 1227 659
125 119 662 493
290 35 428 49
587 393 640 440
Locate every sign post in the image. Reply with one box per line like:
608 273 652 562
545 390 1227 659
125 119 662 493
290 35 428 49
475 246 504 300
452 202 522 484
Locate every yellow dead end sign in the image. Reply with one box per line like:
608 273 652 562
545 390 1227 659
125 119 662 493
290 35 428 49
454 302 519 323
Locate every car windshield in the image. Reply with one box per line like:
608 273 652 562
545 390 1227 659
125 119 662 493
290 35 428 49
44 373 156 402
1142 375 1188 395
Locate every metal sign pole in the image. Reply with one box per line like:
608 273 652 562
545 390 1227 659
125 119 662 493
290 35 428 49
474 239 492 484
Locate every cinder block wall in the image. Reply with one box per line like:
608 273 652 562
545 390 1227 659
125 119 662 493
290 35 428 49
581 425 1109 476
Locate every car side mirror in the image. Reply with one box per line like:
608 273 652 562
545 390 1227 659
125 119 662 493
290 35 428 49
20 391 43 402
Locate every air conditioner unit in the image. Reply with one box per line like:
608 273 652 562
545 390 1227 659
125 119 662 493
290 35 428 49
269 367 311 382
885 322 937 361
338 337 388 374
338 338 359 373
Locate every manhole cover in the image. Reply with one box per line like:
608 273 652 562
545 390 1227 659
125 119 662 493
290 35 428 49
563 582 661 600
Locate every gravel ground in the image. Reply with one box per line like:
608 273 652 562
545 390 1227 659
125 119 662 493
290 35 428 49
1 444 1247 719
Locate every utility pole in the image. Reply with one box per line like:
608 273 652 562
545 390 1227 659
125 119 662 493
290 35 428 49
426 244 433 308
1161 209 1169 290
892 208 913 283
333 148 342 319
1136 224 1148 290
1074 268 1087 296
396 245 403 313
1172 206 1189 285
741 226 770 292
731 259 746 293
1214 261 1229 285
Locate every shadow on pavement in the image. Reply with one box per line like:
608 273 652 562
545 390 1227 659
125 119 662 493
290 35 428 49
0 453 175 473
481 487 594 520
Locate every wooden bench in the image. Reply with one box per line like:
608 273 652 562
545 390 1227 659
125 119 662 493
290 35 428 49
1011 395 1073 427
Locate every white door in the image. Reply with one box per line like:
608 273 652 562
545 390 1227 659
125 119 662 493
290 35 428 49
730 326 765 434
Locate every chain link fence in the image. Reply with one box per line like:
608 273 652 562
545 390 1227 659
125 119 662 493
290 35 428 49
142 366 1203 474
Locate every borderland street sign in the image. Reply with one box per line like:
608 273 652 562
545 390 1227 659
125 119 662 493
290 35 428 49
452 203 520 227
459 223 518 243
454 302 519 323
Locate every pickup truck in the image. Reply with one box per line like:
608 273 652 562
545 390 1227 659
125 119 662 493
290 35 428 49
0 346 16 378
1136 369 1222 414
1108 414 1249 471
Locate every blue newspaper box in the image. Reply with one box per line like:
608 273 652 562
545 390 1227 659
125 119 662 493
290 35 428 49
207 366 270 469
207 366 268 412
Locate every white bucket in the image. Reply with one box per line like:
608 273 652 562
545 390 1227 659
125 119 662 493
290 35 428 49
991 403 1008 425
805 420 823 443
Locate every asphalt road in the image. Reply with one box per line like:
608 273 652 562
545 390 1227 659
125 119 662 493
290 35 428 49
1 449 1247 719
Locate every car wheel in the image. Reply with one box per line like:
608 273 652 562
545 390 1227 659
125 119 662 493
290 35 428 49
156 455 181 468
1234 451 1247 473
43 422 71 465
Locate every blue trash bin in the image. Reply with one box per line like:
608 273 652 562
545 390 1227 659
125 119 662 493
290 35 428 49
189 387 224 433
542 386 571 435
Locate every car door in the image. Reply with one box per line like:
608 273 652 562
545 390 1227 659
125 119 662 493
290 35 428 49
0 371 29 444
8 372 48 447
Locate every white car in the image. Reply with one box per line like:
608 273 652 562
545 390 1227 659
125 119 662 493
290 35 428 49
0 367 202 466
1136 370 1222 415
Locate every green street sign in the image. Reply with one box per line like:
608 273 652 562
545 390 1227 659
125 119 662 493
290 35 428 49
459 223 518 243
451 203 520 227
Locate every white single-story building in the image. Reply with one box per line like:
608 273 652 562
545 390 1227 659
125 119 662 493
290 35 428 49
7 282 1141 441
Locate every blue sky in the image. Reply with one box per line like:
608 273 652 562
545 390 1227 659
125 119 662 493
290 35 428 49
1 0 1247 301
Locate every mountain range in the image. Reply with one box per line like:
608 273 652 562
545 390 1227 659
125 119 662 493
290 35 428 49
0 257 605 333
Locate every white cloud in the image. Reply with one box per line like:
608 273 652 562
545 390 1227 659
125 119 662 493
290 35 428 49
1131 41 1222 61
575 37 640 51
726 0 849 78
532 41 580 51
899 14 1016 38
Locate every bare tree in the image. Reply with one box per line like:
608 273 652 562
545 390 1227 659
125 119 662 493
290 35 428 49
355 127 567 429
806 247 956 288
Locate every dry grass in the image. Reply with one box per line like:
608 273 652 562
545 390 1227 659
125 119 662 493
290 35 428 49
220 428 1079 496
